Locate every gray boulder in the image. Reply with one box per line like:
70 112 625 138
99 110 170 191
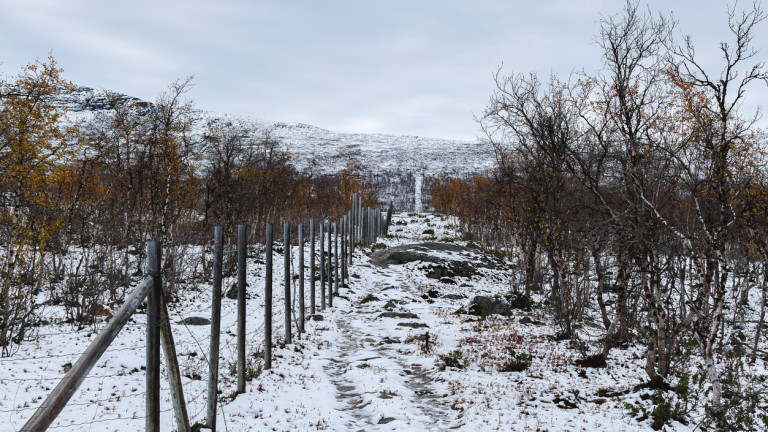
468 296 512 317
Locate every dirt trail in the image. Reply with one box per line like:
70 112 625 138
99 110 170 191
321 263 462 431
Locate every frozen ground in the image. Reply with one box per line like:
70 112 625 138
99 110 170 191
0 213 747 431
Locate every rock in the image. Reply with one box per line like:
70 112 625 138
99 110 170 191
387 251 441 265
370 242 471 267
468 296 512 317
442 293 466 300
422 228 435 235
378 311 419 319
451 261 480 277
553 396 578 409
426 289 440 298
439 277 456 284
359 294 380 304
311 314 324 321
179 316 211 326
384 300 398 309
378 417 396 424
397 322 429 328
426 265 451 279
381 337 401 344
519 316 544 325
575 354 607 368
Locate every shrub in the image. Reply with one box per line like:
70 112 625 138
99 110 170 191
439 349 465 371
228 349 264 381
499 348 533 372
505 292 533 311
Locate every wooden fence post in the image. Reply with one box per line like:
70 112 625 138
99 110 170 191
347 210 353 270
236 225 247 394
207 228 224 431
357 201 361 241
284 222 291 344
159 294 191 432
352 193 358 254
334 221 339 296
327 220 333 307
265 223 273 369
146 241 161 432
361 209 366 246
310 219 315 316
298 224 305 332
320 222 325 309
341 216 347 286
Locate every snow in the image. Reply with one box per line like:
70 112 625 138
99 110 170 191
56 86 495 210
1 212 759 431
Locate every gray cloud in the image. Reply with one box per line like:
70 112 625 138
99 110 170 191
1 0 766 140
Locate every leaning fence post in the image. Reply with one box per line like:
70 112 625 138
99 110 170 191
265 223 273 369
207 227 224 431
21 276 155 432
284 222 292 344
146 241 161 432
310 219 316 316
298 224 305 332
159 293 191 432
236 224 247 394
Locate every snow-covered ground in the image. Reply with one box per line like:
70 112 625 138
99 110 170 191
1 213 753 431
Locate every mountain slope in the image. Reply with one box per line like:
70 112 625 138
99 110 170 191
60 86 496 210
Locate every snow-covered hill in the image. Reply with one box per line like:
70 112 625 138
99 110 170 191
59 86 496 210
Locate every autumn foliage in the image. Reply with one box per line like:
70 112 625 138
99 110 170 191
0 57 377 355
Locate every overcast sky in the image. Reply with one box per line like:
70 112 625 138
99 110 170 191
1 0 767 141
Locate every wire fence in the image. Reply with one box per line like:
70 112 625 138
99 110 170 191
2 196 385 431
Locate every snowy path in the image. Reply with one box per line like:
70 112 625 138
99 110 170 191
319 262 461 431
